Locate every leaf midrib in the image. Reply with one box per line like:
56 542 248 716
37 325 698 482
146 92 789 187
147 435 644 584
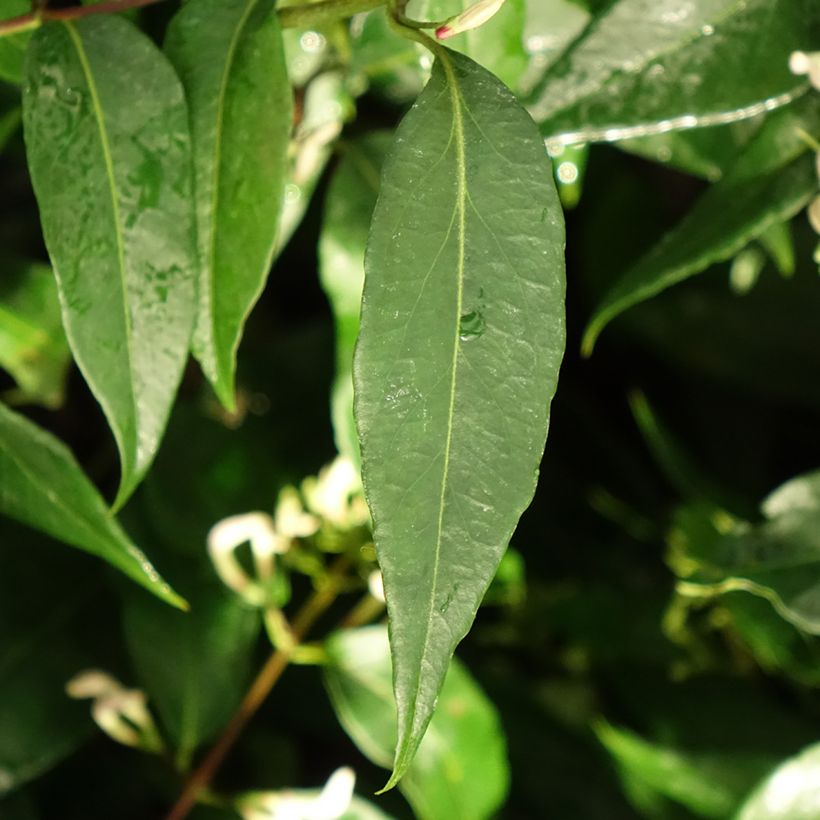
65 21 138 466
401 47 467 760
205 0 259 365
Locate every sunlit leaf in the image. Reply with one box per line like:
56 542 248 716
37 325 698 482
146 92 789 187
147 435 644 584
319 132 390 464
529 0 812 147
0 259 70 408
23 16 197 507
165 0 292 410
0 401 185 608
354 47 564 784
583 98 820 353
324 626 509 819
0 0 30 85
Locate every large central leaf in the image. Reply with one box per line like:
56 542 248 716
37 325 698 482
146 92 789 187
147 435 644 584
354 47 565 785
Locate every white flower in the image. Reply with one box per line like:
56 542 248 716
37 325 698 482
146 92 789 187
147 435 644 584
367 570 385 603
207 512 289 605
302 457 369 529
240 767 356 820
789 50 820 90
66 670 162 752
436 0 507 40
275 487 320 539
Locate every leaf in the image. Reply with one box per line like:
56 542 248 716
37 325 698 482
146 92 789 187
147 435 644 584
671 471 820 635
0 0 30 85
0 525 111 796
528 0 813 147
319 132 391 465
415 0 528 90
165 0 292 410
22 16 197 507
583 98 820 353
324 626 509 820
354 46 564 785
0 103 21 152
736 742 820 819
122 578 259 767
0 401 185 608
0 259 70 407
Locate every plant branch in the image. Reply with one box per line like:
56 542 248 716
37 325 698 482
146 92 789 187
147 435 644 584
164 560 348 820
0 0 386 39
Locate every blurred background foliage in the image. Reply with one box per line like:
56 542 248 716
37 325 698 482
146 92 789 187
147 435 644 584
1 0 820 817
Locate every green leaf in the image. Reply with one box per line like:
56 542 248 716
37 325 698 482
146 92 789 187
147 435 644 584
737 743 820 819
0 259 70 408
122 579 259 767
529 0 812 146
0 103 21 152
0 401 185 608
0 526 111 796
22 17 197 507
0 0 30 85
583 99 820 353
415 0 528 90
165 0 292 410
324 626 509 820
671 471 820 634
319 132 391 465
354 47 564 785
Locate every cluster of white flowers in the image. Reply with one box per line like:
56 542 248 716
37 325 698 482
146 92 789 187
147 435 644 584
66 670 162 752
207 456 373 607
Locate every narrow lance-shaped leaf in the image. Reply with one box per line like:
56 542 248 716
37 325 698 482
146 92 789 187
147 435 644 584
23 17 197 508
165 0 293 410
583 97 820 353
529 0 813 147
0 401 185 608
0 0 31 85
354 47 565 786
319 132 391 465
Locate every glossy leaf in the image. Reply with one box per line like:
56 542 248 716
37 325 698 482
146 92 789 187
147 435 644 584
354 47 564 785
529 0 812 146
415 0 528 90
122 579 259 767
319 132 390 464
0 0 30 85
672 471 820 635
0 259 70 407
165 0 292 409
22 17 197 507
583 99 820 353
324 626 509 820
737 742 820 819
0 401 185 608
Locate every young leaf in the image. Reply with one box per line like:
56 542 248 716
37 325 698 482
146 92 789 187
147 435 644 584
0 259 70 408
583 98 820 353
122 579 259 767
22 17 197 507
165 0 292 410
319 132 391 465
0 402 185 608
529 0 812 146
0 0 30 85
324 626 509 820
353 47 565 785
737 742 820 819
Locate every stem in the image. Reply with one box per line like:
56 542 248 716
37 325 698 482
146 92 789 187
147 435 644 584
164 563 347 820
0 0 386 39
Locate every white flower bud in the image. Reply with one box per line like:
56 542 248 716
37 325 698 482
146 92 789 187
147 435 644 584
367 570 385 603
436 0 507 40
275 487 320 539
303 457 368 528
789 50 820 90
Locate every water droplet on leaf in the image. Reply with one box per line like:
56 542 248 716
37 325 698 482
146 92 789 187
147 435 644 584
459 309 485 341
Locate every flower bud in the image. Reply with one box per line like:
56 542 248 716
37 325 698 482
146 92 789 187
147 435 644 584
436 0 507 40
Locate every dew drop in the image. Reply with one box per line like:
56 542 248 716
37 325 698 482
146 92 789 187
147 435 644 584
459 309 485 341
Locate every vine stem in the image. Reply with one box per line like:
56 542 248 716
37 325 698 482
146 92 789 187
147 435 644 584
164 560 348 820
0 0 386 39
